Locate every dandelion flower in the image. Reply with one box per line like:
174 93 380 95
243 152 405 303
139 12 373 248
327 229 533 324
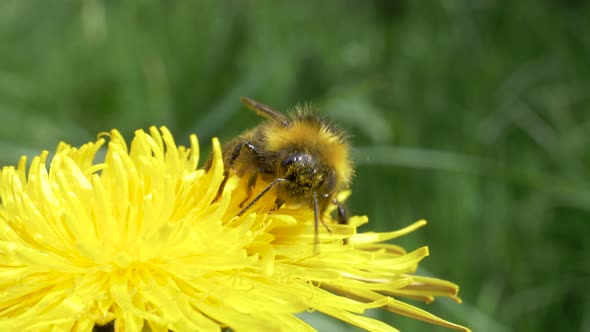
0 126 469 331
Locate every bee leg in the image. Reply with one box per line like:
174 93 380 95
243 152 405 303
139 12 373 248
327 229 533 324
273 197 285 211
237 178 286 216
332 198 349 244
213 141 260 203
239 173 258 208
332 198 349 225
212 143 243 203
313 192 321 247
316 194 333 232
213 176 230 203
313 192 333 249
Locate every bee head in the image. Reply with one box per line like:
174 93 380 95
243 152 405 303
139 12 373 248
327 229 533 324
280 152 336 197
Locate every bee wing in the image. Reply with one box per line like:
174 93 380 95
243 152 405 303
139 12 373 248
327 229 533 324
240 97 291 127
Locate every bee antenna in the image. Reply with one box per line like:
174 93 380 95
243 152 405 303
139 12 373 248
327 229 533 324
237 178 286 217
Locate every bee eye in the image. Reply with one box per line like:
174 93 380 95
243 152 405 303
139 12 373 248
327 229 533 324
283 155 296 168
283 154 312 168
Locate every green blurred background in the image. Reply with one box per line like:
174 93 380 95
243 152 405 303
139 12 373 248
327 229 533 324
1 1 589 331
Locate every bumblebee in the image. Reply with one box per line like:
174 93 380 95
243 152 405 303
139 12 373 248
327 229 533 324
206 97 353 243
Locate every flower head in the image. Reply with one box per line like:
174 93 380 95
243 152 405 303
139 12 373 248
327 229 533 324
0 126 469 331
